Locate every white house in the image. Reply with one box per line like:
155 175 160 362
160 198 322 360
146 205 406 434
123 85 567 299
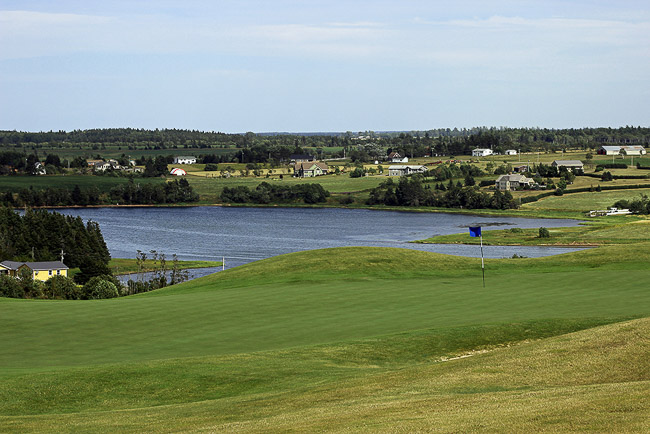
505 149 517 156
472 148 493 157
173 156 197 164
388 165 427 176
495 174 534 191
294 161 329 177
388 152 408 163
620 145 646 156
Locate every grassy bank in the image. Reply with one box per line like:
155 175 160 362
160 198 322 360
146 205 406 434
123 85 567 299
108 258 222 275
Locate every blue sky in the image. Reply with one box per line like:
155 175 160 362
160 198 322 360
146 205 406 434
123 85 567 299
1 1 649 132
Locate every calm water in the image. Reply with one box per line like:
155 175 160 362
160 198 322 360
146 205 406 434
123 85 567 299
56 207 586 270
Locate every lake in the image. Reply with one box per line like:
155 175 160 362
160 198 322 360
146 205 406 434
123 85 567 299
56 207 587 270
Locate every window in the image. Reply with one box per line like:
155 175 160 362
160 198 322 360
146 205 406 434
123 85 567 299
49 270 53 276
57 270 61 275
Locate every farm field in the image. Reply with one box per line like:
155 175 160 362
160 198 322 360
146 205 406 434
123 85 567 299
1 231 650 431
0 174 163 193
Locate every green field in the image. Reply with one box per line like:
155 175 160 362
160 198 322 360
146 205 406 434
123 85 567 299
1 234 650 431
0 174 163 193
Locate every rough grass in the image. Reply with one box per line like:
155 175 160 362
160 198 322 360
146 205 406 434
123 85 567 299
1 317 647 432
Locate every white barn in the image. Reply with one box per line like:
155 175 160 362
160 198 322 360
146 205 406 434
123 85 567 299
620 146 646 156
388 165 427 176
505 149 517 155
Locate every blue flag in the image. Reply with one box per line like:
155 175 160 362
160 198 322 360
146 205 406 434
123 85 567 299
469 226 482 237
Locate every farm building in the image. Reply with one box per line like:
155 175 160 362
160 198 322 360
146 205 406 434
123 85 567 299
388 152 409 163
170 168 187 176
598 146 622 155
551 160 584 171
620 146 646 156
388 165 427 176
495 174 534 191
505 149 517 155
0 261 69 281
294 161 328 177
472 148 493 157
289 154 315 163
173 156 196 164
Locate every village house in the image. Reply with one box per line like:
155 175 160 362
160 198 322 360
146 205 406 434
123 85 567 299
173 156 197 164
472 148 493 157
294 161 329 177
388 165 427 176
551 160 584 171
495 174 534 191
388 152 409 163
0 261 69 281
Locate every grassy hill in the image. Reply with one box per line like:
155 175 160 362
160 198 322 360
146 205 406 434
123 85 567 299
1 244 649 431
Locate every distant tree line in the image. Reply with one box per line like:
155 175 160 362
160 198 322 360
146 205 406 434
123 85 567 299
4 126 649 164
1 179 199 207
221 182 330 204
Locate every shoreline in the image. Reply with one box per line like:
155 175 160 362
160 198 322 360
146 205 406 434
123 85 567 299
18 202 586 220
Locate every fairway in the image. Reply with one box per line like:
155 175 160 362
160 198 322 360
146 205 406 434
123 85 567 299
1 238 650 430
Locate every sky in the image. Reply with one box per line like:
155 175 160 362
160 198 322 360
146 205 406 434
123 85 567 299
1 1 649 132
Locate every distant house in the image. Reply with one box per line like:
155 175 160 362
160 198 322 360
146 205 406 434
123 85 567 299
294 161 328 177
290 154 315 163
505 149 517 156
170 168 187 176
173 156 197 164
388 165 427 176
598 146 622 155
551 160 584 171
620 145 646 156
0 261 68 281
94 162 112 172
388 152 408 163
472 148 493 157
86 159 103 167
495 174 534 191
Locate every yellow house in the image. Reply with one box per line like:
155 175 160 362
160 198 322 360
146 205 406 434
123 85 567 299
0 261 69 281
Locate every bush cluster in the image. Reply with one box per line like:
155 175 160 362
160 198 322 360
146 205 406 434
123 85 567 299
221 182 329 204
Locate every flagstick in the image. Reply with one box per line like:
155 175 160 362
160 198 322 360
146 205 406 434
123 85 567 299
481 232 485 288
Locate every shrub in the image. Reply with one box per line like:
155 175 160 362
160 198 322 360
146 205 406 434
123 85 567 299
349 167 365 178
83 276 119 299
538 227 550 238
43 275 81 300
0 274 24 298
